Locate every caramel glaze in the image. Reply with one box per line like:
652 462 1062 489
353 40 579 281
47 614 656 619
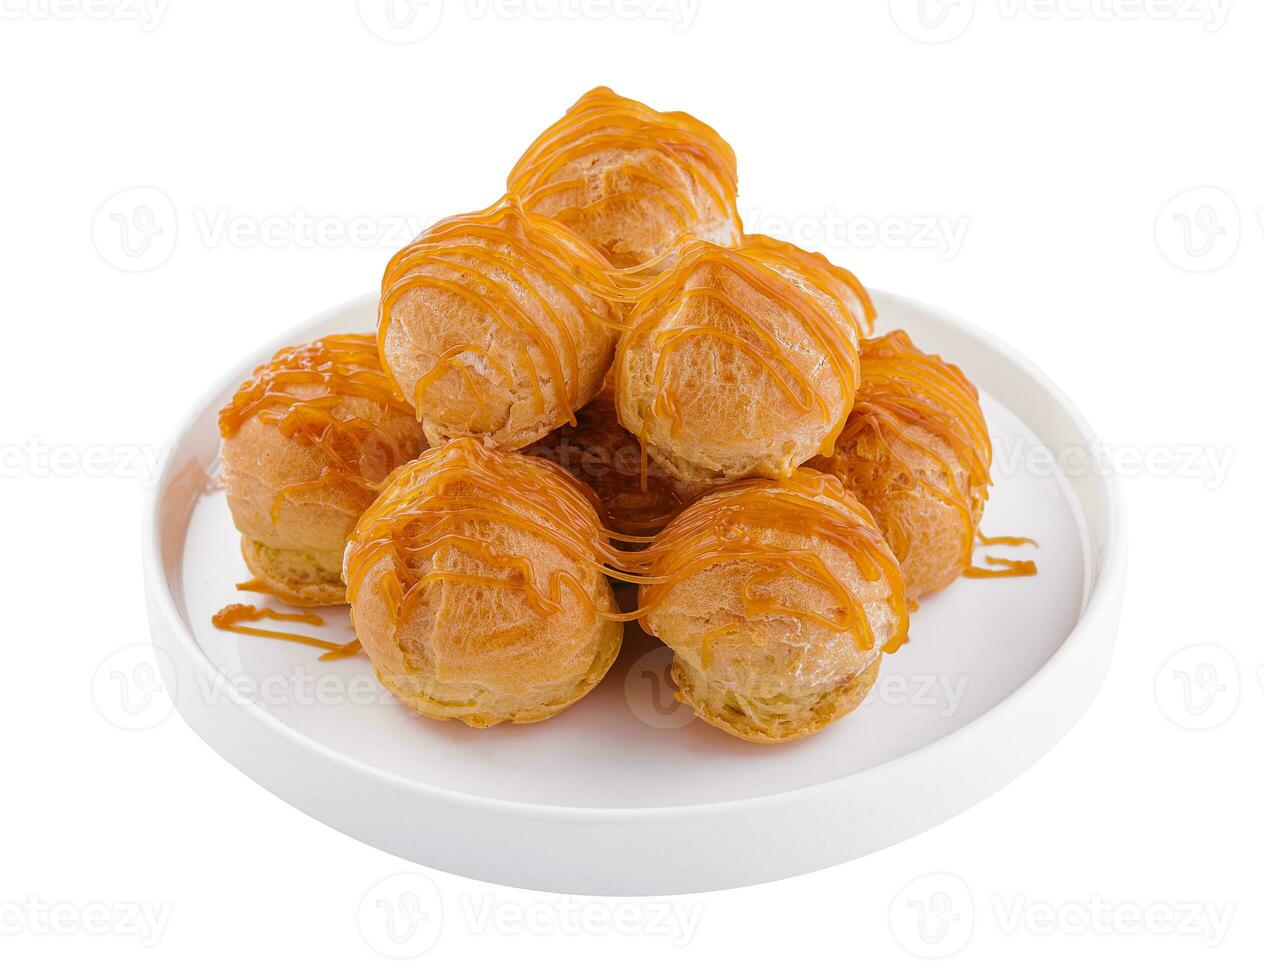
234 577 292 600
637 468 909 659
825 329 1036 580
343 443 906 657
740 234 877 338
968 529 1039 577
218 339 1023 658
829 330 990 569
377 195 640 430
506 86 741 263
211 603 361 661
219 333 421 519
615 235 873 481
344 438 645 630
976 532 1038 547
964 556 1038 579
217 447 919 664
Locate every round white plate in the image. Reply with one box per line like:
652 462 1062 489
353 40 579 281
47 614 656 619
144 291 1125 895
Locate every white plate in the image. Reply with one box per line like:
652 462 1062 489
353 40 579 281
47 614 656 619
144 291 1125 895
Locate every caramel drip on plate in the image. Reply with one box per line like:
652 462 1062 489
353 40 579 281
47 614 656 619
830 329 998 574
615 235 870 479
970 531 1039 578
507 86 741 257
211 604 362 661
234 576 291 600
976 532 1038 547
219 333 418 515
636 468 909 655
377 196 636 428
964 556 1038 579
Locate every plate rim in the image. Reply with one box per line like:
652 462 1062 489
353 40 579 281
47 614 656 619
143 289 1127 820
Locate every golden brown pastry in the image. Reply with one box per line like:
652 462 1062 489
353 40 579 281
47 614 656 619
343 438 624 727
809 329 991 600
219 334 425 605
523 375 703 539
636 468 908 743
377 195 622 451
615 234 874 487
508 86 741 268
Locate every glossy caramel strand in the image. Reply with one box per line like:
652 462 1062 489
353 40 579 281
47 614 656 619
977 532 1038 547
971 530 1039 579
219 333 418 519
507 87 741 258
211 603 362 661
963 556 1038 579
235 577 293 600
741 234 877 336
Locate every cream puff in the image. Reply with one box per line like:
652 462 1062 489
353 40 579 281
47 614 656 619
809 329 991 600
377 195 622 451
637 468 908 743
219 333 425 605
343 438 624 727
508 86 741 268
615 234 874 486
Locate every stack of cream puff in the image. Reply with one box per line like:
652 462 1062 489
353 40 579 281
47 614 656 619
218 86 1018 743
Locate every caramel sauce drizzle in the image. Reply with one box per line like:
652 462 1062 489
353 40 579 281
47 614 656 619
506 86 741 261
211 603 362 661
614 235 873 487
220 444 908 661
344 438 648 630
828 329 997 570
219 333 419 517
976 532 1038 547
963 556 1038 579
340 442 906 663
377 195 640 430
969 531 1039 578
234 576 291 600
828 330 1038 581
741 234 878 335
637 468 909 657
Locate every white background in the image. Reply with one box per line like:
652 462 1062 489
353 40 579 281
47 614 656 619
1 0 1260 974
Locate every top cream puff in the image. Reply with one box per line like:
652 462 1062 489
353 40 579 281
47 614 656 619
508 86 742 268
